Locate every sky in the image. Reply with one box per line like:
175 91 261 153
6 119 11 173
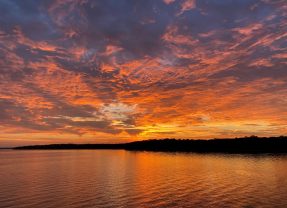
0 0 286 146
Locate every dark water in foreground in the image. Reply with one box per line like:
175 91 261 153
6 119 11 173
0 150 286 208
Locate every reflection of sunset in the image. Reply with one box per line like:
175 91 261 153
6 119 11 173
0 0 286 146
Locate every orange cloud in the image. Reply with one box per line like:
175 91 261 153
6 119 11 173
0 0 286 146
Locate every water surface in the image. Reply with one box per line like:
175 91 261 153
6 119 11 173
0 150 286 208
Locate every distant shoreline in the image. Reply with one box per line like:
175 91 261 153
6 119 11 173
13 136 287 154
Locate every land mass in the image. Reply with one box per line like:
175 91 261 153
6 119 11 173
14 136 287 154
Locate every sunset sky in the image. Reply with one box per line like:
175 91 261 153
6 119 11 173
0 0 286 146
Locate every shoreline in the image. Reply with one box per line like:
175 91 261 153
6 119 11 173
13 136 287 154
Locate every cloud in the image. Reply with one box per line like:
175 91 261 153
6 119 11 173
178 0 196 15
100 102 137 121
0 0 286 145
163 0 176 5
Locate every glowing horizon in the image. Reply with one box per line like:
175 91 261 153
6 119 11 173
0 0 286 146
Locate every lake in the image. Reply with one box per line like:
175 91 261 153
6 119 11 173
0 150 286 208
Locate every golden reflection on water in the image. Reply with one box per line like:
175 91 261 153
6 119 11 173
0 150 286 208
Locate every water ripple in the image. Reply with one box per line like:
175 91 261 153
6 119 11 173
0 150 287 208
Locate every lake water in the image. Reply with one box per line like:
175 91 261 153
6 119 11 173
0 150 286 208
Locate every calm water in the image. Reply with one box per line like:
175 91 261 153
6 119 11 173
0 150 287 208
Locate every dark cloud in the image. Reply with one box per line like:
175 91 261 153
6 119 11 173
53 0 174 55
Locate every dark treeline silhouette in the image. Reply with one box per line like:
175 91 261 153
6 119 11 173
15 143 125 150
14 136 287 154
